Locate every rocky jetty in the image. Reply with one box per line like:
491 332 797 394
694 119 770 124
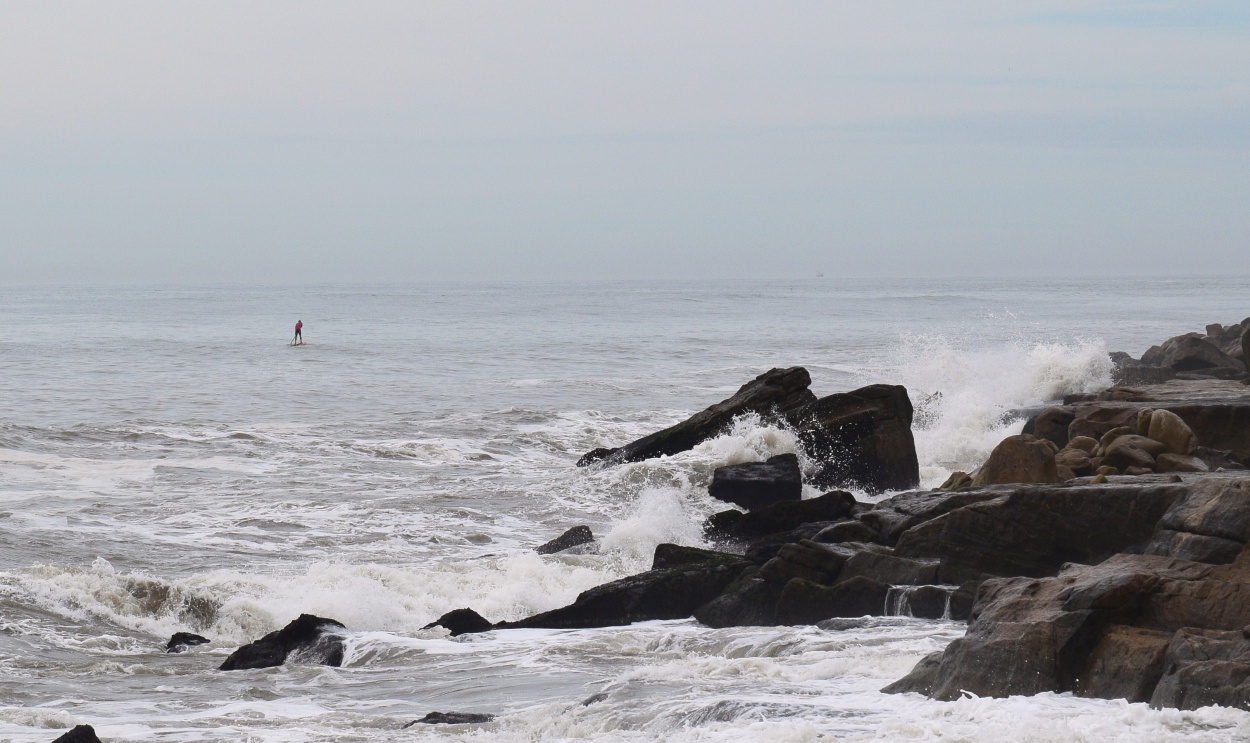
219 614 346 671
437 326 1250 711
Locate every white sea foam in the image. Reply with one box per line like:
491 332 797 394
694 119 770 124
880 336 1112 487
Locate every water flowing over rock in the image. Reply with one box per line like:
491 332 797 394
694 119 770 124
219 614 346 671
576 366 816 466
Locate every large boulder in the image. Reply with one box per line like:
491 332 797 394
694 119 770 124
577 367 816 466
219 614 347 671
707 453 802 510
790 384 919 493
1141 333 1245 373
970 434 1059 487
1147 409 1198 455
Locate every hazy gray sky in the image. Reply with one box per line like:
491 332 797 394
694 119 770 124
2 1 1247 283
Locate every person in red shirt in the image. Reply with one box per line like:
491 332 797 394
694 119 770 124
293 320 304 346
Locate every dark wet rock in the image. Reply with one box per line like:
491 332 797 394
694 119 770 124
775 576 891 624
891 514 948 558
577 367 816 467
405 712 495 726
51 725 102 743
582 692 609 706
1150 628 1250 710
813 520 884 545
536 525 595 555
881 651 945 695
1026 406 1075 449
708 453 802 511
970 434 1059 487
858 489 1002 543
757 540 855 586
694 570 784 628
740 521 845 563
937 482 1184 583
219 614 346 671
1076 625 1173 703
704 490 858 543
790 384 919 493
499 559 751 630
838 551 939 586
1140 333 1244 373
165 631 210 653
651 543 746 570
422 608 494 637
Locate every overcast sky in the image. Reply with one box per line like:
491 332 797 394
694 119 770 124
1 1 1247 283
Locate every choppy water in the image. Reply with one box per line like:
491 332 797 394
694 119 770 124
2 278 1249 742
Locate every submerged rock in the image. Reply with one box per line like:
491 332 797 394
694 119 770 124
51 726 102 743
165 631 210 653
576 367 816 467
498 558 752 630
219 614 346 671
535 525 595 554
404 712 495 726
422 608 494 637
708 453 802 511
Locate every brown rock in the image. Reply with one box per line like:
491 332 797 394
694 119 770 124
1155 453 1209 474
1148 409 1198 455
1076 625 1173 703
1098 426 1137 454
775 576 891 624
1068 436 1099 454
1102 439 1157 473
971 434 1060 487
1055 448 1093 476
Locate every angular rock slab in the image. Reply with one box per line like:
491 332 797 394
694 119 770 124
577 366 815 466
708 453 802 511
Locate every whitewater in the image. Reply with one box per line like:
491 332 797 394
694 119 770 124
2 277 1249 742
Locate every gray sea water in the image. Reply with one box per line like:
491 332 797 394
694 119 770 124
2 277 1249 742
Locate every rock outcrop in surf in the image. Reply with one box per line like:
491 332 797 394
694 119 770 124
219 614 346 671
436 323 1250 712
577 367 920 494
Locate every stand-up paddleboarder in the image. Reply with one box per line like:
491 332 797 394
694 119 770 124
292 320 304 346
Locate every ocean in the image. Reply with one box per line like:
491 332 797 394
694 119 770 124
2 277 1248 742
